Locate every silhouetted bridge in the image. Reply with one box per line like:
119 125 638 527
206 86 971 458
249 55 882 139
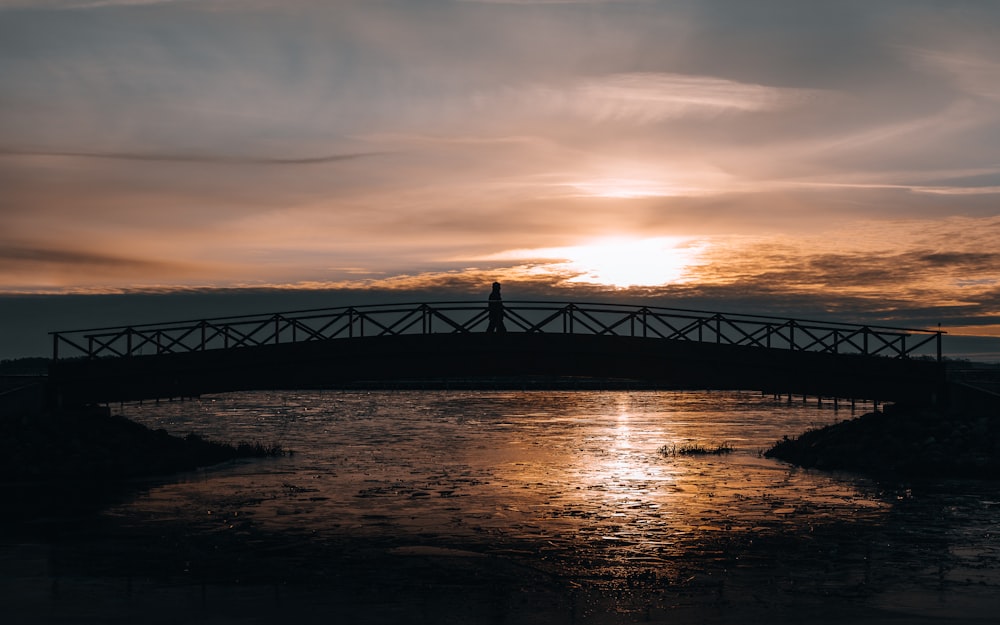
48 301 945 407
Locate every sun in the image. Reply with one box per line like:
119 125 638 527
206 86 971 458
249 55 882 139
557 237 707 287
484 236 708 288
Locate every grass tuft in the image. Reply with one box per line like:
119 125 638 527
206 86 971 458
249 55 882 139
658 441 735 457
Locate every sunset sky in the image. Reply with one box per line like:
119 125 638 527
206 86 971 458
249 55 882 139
2 0 999 359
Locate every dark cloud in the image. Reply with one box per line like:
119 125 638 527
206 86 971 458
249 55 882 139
914 251 1000 269
0 244 204 288
0 149 384 165
0 244 173 270
798 251 987 290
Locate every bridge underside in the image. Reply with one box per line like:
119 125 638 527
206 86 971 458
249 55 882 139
49 334 945 407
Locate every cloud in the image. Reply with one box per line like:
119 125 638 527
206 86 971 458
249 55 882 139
492 72 823 125
222 216 999 326
0 243 207 291
0 148 385 166
909 49 1000 102
1 0 999 341
0 245 170 269
0 0 187 9
915 251 1000 269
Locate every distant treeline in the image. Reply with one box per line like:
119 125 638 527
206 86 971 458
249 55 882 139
0 357 49 375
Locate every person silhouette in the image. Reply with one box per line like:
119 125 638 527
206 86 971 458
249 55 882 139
486 281 506 333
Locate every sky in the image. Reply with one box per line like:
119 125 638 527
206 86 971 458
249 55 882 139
2 0 999 360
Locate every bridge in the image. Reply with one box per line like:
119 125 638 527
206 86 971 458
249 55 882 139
48 301 946 407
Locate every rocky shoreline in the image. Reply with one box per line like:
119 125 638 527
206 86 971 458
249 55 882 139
766 403 1000 479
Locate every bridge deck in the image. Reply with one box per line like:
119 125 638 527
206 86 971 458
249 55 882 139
47 301 945 407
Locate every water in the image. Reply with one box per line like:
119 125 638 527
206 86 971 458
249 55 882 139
115 391 885 566
8 390 1000 623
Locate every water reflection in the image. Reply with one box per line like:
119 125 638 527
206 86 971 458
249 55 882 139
5 390 998 623
112 390 892 582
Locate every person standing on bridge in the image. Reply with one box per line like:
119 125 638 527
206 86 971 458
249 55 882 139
486 281 507 333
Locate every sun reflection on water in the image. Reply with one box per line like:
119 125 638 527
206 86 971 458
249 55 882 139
116 390 889 582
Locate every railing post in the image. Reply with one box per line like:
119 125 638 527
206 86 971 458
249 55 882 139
53 333 59 360
127 328 134 357
274 315 280 344
863 327 869 356
88 335 95 359
937 330 942 363
200 323 206 351
715 315 722 344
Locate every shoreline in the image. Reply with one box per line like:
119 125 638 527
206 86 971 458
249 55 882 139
0 406 283 525
5 397 998 494
766 404 1000 480
1 407 283 482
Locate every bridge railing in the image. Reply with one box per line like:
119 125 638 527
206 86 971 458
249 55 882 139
51 301 944 362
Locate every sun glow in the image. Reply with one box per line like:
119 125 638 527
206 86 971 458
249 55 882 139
562 237 708 287
487 236 709 288
570 178 688 198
